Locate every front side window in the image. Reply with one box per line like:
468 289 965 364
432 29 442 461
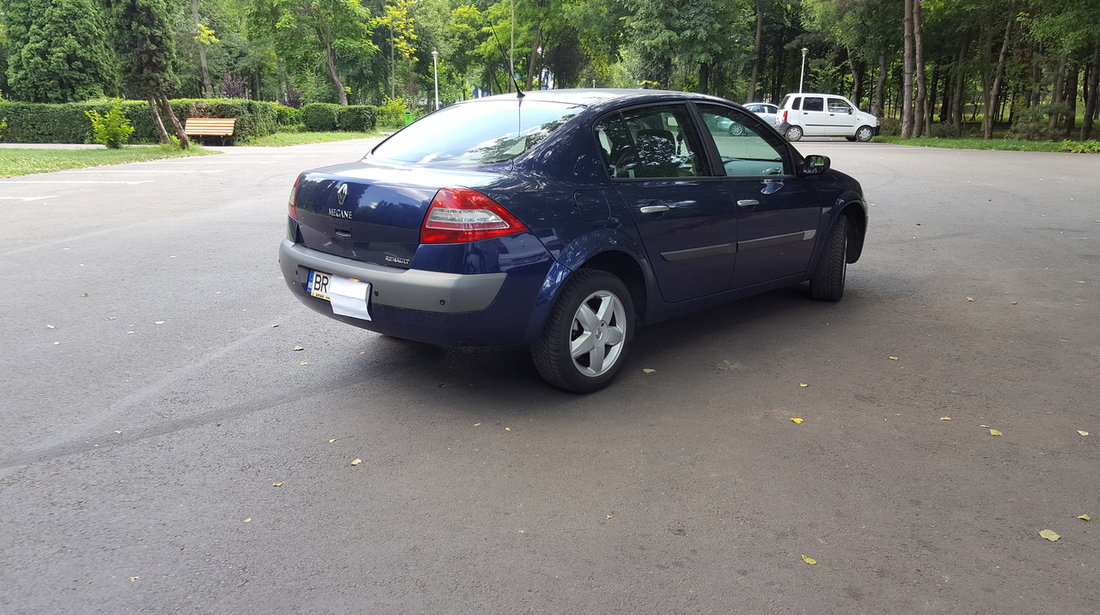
595 105 707 179
370 100 582 166
697 105 789 177
828 98 852 113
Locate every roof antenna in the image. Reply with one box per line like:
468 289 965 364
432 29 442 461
486 19 524 98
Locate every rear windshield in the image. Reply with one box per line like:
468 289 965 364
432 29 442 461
369 99 583 166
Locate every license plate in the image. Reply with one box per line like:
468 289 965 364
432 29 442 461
307 269 372 321
307 269 332 300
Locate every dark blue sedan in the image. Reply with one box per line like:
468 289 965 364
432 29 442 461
280 89 867 392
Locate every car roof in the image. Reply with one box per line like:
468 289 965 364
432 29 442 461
464 88 735 112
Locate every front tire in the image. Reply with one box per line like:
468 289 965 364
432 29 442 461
729 123 746 137
532 269 634 393
855 125 874 142
785 125 804 141
809 218 849 301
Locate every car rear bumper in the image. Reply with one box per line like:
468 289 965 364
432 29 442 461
279 239 551 346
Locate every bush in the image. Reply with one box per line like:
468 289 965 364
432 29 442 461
0 98 282 144
1062 139 1100 154
273 104 302 127
336 105 377 131
879 117 901 137
376 97 410 128
85 105 134 148
1006 104 1069 141
929 123 961 138
301 103 341 131
0 117 7 141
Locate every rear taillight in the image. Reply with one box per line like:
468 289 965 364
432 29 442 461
287 174 302 220
780 110 788 123
420 187 529 244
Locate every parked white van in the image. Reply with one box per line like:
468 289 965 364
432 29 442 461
775 93 879 142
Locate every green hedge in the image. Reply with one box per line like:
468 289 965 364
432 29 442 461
301 103 377 132
0 98 292 144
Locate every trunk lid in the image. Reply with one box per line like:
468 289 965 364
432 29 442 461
293 161 505 268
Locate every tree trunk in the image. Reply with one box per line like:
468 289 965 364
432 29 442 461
191 0 213 97
1083 46 1099 140
157 94 190 149
148 98 171 144
1062 62 1078 137
873 53 886 117
913 0 928 136
747 0 764 102
952 41 968 130
901 0 915 138
320 33 348 105
982 13 1013 139
525 27 543 91
1048 55 1066 130
848 48 863 106
699 62 711 94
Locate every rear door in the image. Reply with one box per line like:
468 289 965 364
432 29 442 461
600 104 737 302
693 103 821 287
795 96 828 136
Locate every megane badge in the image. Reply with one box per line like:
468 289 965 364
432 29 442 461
336 183 348 205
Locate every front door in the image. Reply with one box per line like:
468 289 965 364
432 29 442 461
826 96 857 137
599 105 737 303
694 104 822 288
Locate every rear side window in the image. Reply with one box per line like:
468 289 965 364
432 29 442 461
803 97 824 112
596 105 708 179
370 100 582 166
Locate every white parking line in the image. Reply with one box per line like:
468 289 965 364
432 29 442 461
0 195 56 202
0 180 154 185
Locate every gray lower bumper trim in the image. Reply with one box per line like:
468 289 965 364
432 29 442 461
280 240 507 314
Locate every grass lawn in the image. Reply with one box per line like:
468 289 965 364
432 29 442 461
0 145 217 177
875 136 1099 153
240 130 387 146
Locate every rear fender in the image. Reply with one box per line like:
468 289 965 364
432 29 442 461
521 228 656 342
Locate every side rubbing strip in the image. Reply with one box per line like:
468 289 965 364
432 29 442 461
737 230 817 252
661 243 736 262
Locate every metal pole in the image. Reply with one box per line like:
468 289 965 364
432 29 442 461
432 50 440 111
799 47 809 93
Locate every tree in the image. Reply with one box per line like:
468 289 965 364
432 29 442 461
191 0 218 98
4 0 117 102
106 0 190 148
247 0 375 106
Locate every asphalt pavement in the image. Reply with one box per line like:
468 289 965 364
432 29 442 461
1 138 1097 614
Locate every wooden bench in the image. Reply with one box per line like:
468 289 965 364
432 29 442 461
184 117 236 144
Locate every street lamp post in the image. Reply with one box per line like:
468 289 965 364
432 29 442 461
431 50 440 111
799 47 809 93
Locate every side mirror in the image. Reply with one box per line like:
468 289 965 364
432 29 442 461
801 154 831 175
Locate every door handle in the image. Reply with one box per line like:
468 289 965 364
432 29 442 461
639 205 670 214
737 199 760 207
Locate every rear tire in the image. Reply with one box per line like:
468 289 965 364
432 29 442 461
729 124 746 137
809 218 849 301
855 125 874 142
785 125 804 141
532 269 634 393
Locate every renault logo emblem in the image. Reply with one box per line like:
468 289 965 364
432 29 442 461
336 183 348 205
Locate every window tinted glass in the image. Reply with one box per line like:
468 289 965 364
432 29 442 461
596 105 708 179
829 98 852 113
804 97 824 112
697 105 789 177
370 100 582 165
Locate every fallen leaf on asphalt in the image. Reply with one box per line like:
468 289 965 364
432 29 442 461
351 458 362 466
643 368 656 374
271 324 279 328
790 418 804 424
299 361 308 365
243 518 252 523
606 515 614 520
272 482 283 487
799 383 809 388
1078 430 1089 436
940 417 952 421
53 341 61 346
47 324 56 329
979 424 990 428
107 316 117 320
1077 514 1091 522
504 427 512 432
153 321 165 325
293 346 305 351
328 438 336 443
888 356 899 361
966 297 975 302
989 429 1003 436
80 292 89 297
1038 529 1060 541
801 554 817 565
129 576 139 583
